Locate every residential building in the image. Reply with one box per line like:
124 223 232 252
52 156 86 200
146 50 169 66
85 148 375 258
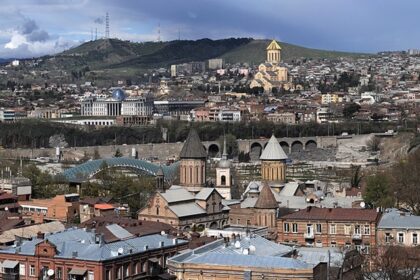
0 192 20 212
377 208 420 247
208 58 224 70
168 234 361 280
278 207 381 252
0 227 188 280
266 112 296 124
20 194 80 223
0 176 32 201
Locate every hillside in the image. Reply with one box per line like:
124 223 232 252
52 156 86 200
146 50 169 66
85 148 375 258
222 39 368 64
36 37 369 71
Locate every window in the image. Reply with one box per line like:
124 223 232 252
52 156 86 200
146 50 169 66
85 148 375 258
354 225 361 234
57 267 62 279
344 225 351 235
316 224 322 233
156 206 159 215
19 264 25 276
331 241 337 247
292 223 298 233
30 265 35 276
385 233 391 243
221 175 226 186
345 243 351 249
284 223 290 232
330 224 336 234
398 232 404 243
364 225 370 235
88 271 94 280
413 233 418 245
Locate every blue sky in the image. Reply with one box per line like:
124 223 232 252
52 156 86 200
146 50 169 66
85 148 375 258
0 0 419 58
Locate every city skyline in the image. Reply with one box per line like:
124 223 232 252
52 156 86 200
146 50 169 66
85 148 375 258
0 0 419 58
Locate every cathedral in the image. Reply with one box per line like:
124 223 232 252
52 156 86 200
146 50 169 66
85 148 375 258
250 39 289 93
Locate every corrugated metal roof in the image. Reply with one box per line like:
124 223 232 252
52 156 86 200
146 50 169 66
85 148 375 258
0 228 187 262
169 202 206 217
105 224 133 240
378 208 420 229
161 186 195 203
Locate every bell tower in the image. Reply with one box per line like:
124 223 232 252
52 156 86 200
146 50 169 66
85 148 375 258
260 134 288 183
216 137 232 199
179 129 207 193
266 39 282 65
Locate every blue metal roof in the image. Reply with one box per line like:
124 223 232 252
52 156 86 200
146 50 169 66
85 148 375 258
61 157 179 183
0 228 187 262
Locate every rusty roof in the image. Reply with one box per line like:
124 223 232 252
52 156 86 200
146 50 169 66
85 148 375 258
281 207 380 222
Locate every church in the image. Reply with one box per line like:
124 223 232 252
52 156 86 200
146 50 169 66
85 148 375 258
137 129 229 231
250 39 289 93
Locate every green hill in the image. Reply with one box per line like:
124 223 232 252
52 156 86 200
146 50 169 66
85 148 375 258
37 38 369 71
222 39 368 64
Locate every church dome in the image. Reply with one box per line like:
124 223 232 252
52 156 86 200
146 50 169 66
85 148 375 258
249 182 260 193
217 158 231 169
112 88 126 101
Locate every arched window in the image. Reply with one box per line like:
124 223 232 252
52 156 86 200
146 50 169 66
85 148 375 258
156 206 159 215
221 175 226 186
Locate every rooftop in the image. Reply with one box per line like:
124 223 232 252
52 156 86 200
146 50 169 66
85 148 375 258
281 207 380 222
179 129 207 159
378 208 420 229
260 134 288 161
0 228 187 262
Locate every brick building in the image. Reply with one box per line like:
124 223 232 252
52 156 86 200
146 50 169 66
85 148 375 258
0 227 187 280
20 194 80 223
277 207 381 252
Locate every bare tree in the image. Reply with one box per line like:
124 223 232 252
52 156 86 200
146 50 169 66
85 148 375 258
367 136 381 152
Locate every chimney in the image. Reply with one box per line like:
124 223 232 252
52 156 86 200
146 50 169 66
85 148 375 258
72 251 78 258
37 231 45 239
172 238 178 245
144 245 149 251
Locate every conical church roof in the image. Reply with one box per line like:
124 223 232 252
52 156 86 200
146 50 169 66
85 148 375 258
254 183 278 209
266 39 281 50
260 134 288 161
179 129 207 159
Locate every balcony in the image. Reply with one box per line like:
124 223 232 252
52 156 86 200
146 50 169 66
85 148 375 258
352 233 362 240
304 232 315 239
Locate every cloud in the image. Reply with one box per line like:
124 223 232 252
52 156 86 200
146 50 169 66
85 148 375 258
94 17 104 24
1 15 77 58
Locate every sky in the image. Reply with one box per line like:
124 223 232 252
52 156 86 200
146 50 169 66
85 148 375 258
0 0 419 58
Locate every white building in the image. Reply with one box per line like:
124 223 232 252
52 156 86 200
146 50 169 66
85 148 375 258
218 107 241 122
81 89 153 117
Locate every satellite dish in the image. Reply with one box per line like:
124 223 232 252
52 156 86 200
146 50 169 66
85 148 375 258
360 202 366 208
117 247 124 255
47 269 54 276
234 241 241 249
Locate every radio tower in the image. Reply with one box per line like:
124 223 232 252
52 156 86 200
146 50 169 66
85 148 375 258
105 12 110 38
157 22 161 42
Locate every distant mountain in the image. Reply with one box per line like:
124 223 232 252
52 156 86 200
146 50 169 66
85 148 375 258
35 38 369 71
0 58 13 64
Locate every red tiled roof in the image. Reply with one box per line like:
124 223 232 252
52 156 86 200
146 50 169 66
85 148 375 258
282 207 380 222
94 204 115 210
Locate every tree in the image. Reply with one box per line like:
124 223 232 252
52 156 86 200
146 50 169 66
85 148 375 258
343 102 361 119
114 148 123 157
363 173 394 209
366 136 381 152
390 149 420 214
350 165 364 188
93 148 101 160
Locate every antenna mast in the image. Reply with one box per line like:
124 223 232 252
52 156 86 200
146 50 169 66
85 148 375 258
105 12 110 38
157 22 161 42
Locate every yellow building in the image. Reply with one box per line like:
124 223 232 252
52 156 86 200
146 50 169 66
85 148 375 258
250 40 289 93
